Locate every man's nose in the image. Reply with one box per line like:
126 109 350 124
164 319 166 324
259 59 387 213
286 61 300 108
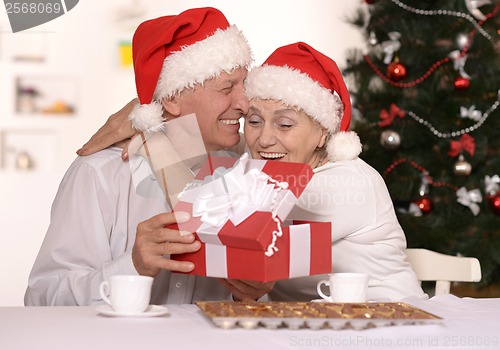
233 86 249 114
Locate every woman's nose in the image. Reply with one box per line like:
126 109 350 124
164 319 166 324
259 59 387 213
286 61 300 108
257 124 277 147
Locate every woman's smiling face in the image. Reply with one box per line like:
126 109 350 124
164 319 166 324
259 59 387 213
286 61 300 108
244 99 327 168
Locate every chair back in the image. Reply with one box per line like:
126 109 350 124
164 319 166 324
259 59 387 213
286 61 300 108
405 248 482 295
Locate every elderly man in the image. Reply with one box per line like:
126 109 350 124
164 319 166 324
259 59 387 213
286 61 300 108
25 7 273 306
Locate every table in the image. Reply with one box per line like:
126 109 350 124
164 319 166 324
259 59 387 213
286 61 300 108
1 294 499 350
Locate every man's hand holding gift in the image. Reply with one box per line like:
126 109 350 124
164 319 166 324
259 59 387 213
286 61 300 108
132 211 201 276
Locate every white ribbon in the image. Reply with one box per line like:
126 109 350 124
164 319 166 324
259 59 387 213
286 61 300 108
288 225 311 278
460 105 482 121
456 187 483 216
205 244 228 278
381 32 401 64
464 0 492 21
449 50 471 79
484 175 500 194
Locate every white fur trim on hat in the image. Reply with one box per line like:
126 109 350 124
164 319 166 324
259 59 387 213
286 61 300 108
327 131 362 161
129 101 165 132
154 25 252 100
245 65 343 134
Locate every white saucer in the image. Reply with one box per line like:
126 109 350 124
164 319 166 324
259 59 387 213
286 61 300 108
311 299 374 303
96 304 169 317
311 298 332 303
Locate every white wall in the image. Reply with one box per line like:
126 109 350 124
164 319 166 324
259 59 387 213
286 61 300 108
0 0 364 306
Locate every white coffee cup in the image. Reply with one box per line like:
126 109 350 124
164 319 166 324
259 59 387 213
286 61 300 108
316 272 369 302
99 275 153 314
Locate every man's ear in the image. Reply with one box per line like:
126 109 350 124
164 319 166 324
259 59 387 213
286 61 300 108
161 96 181 117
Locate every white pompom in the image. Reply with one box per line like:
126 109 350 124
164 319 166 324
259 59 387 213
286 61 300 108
129 102 165 132
326 131 362 161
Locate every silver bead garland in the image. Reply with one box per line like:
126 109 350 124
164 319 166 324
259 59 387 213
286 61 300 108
406 90 500 139
391 0 493 42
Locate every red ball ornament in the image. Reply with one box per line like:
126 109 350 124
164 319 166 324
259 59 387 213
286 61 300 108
454 76 470 90
387 62 407 81
364 0 378 3
488 191 500 216
414 196 432 214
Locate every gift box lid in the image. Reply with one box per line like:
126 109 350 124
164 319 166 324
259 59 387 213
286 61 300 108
194 155 313 198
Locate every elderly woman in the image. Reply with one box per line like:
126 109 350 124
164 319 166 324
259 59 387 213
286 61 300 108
243 42 426 301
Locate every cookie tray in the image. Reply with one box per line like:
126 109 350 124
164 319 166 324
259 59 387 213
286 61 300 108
195 301 442 330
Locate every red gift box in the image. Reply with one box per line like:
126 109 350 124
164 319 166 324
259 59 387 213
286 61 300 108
170 154 332 282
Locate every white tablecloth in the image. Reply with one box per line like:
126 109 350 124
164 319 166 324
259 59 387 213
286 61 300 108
1 295 499 350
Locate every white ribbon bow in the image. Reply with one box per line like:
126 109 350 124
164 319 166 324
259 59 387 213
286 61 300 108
460 105 483 121
408 202 423 217
397 202 423 216
179 153 289 256
449 50 471 79
381 32 401 64
465 0 492 21
456 187 483 216
484 175 500 194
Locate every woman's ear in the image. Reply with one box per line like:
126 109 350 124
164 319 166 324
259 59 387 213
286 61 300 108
161 96 181 117
318 128 328 148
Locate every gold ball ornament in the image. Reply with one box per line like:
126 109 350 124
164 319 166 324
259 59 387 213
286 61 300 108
453 155 471 176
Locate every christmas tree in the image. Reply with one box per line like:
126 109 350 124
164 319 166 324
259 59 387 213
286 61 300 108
344 0 500 292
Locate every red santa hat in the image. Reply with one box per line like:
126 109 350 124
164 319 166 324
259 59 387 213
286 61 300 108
130 7 253 132
245 42 362 161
